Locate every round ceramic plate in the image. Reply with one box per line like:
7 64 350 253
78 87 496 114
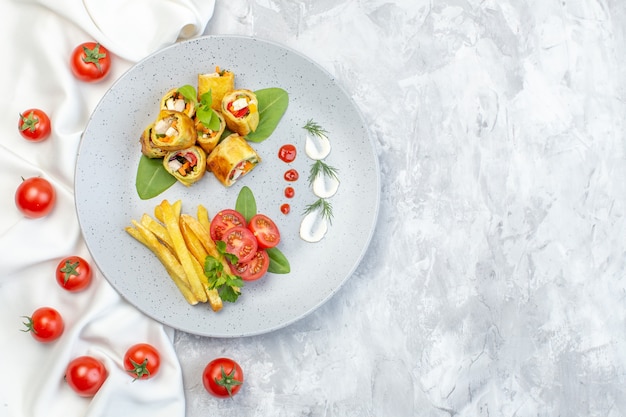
75 35 380 337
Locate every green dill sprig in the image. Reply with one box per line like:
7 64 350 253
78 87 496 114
302 119 328 138
303 198 334 224
308 160 339 184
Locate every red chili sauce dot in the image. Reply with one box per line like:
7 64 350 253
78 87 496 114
284 169 299 182
280 204 291 215
278 144 297 163
284 186 295 199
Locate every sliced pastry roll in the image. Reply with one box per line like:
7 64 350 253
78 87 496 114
221 89 259 136
150 110 197 151
206 133 261 187
195 111 226 154
139 123 167 158
160 87 196 118
163 145 207 186
198 67 235 111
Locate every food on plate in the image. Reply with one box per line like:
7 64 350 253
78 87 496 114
18 108 51 142
222 226 258 264
139 124 168 158
150 110 197 151
221 89 259 136
15 176 56 218
56 255 92 292
247 214 281 249
21 306 64 343
202 357 244 398
230 249 270 281
206 133 261 187
124 343 161 380
209 209 246 241
163 145 207 187
198 66 235 111
65 356 107 397
70 42 111 82
160 87 196 118
195 110 226 154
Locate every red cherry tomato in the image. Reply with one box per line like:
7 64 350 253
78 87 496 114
56 256 92 292
230 249 269 281
248 214 281 249
70 42 111 82
123 343 161 380
222 226 258 263
15 177 56 218
65 356 107 397
18 109 51 142
202 358 244 398
210 209 246 241
22 307 64 343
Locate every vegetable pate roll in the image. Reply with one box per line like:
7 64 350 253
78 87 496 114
150 110 197 151
195 111 226 154
139 123 167 159
206 133 261 187
221 89 259 136
198 67 235 111
163 145 207 186
160 87 196 118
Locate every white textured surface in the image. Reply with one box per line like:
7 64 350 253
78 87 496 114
176 1 626 415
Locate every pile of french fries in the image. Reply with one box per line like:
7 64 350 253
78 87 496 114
125 199 231 311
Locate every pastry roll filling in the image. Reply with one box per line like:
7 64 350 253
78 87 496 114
167 151 199 177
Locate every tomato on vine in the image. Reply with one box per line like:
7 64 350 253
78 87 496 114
18 109 51 142
202 357 244 398
70 42 111 82
123 343 161 380
22 307 64 343
56 256 92 292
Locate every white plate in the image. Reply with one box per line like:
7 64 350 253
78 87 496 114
75 35 380 337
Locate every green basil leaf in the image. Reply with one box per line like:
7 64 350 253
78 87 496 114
177 84 198 105
199 90 213 107
135 155 176 200
235 186 257 222
266 247 290 274
246 88 289 143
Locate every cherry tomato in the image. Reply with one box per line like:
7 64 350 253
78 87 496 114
22 307 64 343
56 256 92 292
230 250 269 281
248 214 281 249
18 109 51 142
15 177 56 218
65 356 107 397
210 209 246 241
70 42 111 82
202 358 244 398
123 343 161 380
222 226 258 263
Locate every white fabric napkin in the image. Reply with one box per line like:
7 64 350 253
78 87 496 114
0 0 215 416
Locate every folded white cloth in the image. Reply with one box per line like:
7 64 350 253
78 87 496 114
0 0 215 416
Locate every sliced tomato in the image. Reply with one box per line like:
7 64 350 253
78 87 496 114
248 214 281 249
230 250 269 281
210 209 246 241
222 226 257 264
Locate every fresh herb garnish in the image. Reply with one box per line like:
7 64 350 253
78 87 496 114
203 241 243 303
308 160 339 183
176 85 198 105
302 119 328 138
196 91 221 131
303 198 334 224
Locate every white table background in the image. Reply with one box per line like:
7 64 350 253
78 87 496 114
174 1 626 416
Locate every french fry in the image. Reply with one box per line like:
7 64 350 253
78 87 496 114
125 222 198 305
140 213 173 251
160 200 208 303
154 200 181 223
197 204 211 231
180 215 209 266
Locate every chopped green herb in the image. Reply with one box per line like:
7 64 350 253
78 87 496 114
203 241 243 303
308 160 339 184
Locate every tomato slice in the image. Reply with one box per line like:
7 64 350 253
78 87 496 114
210 209 246 241
222 226 257 263
230 250 269 281
248 214 281 249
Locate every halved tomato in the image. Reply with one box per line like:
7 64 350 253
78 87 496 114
248 214 281 249
222 226 257 263
210 209 246 241
230 250 269 281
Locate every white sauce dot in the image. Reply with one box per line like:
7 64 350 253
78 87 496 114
312 174 340 198
299 210 328 242
305 132 331 160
